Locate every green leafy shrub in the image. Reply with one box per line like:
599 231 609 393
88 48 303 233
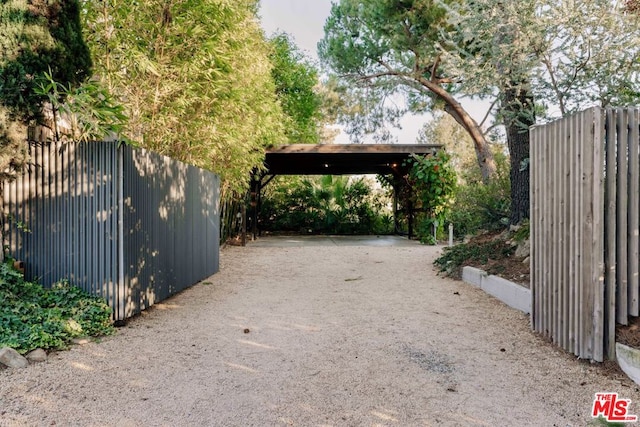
405 151 457 244
512 218 530 243
434 238 515 279
446 152 511 239
0 262 114 354
260 175 393 235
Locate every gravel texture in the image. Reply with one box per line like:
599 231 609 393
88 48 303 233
1 240 639 426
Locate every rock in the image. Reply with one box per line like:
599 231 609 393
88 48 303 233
522 256 530 265
26 348 47 363
515 239 531 258
71 337 91 345
496 230 510 241
0 347 29 368
509 224 521 232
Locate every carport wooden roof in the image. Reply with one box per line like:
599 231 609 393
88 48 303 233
264 144 442 176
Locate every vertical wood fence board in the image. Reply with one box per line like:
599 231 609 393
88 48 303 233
580 109 592 358
533 123 541 332
561 117 570 349
557 118 565 344
548 120 555 339
547 119 570 352
543 122 552 337
629 108 640 316
604 109 618 359
540 121 546 333
551 119 559 343
617 109 630 324
568 112 578 355
592 109 606 362
567 116 575 350
538 122 546 334
530 124 539 330
574 111 584 356
537 123 546 335
577 110 587 357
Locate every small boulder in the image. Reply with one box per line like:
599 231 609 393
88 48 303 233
515 239 531 258
0 347 29 368
496 230 510 241
26 348 47 363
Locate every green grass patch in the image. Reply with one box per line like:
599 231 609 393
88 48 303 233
0 262 115 354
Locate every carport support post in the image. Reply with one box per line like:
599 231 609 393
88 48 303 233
241 202 247 246
393 183 399 234
408 197 414 239
250 174 260 240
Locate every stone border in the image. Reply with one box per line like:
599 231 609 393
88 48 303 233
462 266 531 314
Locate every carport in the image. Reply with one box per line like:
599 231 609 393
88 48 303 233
248 144 442 240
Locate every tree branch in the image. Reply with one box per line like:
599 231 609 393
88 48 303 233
542 54 566 116
479 98 499 129
431 55 441 83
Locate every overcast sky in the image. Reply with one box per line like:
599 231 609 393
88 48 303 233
258 0 332 61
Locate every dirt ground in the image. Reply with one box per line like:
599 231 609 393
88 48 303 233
454 231 530 286
1 238 640 426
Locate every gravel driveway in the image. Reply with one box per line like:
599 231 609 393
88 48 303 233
1 237 639 426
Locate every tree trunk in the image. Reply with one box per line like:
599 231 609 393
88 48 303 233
502 83 534 225
443 103 496 183
417 76 497 183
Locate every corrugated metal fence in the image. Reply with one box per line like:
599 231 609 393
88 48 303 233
2 140 220 320
530 107 640 361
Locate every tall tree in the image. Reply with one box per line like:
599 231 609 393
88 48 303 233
321 0 640 224
1 0 92 123
471 1 537 224
417 112 478 182
443 0 640 222
0 0 92 178
82 0 288 194
269 33 323 144
318 0 497 182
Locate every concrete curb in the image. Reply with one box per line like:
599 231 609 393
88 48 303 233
616 342 640 387
461 266 531 314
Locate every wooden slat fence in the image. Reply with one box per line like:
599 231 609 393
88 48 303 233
531 107 640 362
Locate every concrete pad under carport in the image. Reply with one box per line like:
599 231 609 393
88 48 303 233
247 235 421 247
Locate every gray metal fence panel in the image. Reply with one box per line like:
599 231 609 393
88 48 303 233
2 142 121 305
120 145 220 319
2 140 220 321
